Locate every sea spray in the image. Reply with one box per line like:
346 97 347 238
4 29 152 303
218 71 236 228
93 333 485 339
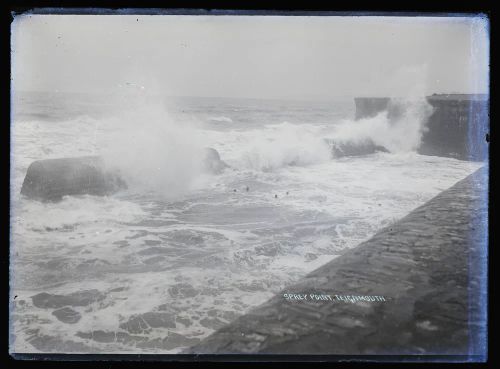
99 100 208 200
330 97 434 153
238 122 332 171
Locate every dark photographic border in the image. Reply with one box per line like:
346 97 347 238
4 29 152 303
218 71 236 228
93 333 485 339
4 2 493 365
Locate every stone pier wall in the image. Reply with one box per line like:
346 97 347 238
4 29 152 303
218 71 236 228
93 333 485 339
354 94 489 161
187 167 488 357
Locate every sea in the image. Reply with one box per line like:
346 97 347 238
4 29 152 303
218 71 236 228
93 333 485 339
10 90 483 353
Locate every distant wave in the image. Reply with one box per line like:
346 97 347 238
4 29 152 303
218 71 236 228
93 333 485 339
208 116 233 123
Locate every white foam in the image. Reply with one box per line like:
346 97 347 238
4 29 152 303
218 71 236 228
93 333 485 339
98 102 209 200
328 98 434 153
208 116 233 123
14 195 145 231
202 122 332 172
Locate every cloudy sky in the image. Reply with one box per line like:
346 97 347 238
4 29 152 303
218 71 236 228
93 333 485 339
11 14 489 99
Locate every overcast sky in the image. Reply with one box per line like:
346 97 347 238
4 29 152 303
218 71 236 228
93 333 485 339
11 14 489 99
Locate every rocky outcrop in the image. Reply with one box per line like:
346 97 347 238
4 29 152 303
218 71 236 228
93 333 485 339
202 147 230 174
186 166 488 357
20 148 229 201
325 138 389 158
20 156 126 201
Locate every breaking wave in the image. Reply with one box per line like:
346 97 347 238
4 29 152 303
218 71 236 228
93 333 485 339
329 98 434 153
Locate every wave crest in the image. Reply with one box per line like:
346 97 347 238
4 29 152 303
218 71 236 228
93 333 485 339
238 122 332 171
330 98 434 153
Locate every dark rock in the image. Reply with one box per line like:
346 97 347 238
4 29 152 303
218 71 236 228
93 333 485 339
52 307 81 324
20 149 226 202
21 156 126 201
326 139 388 158
202 147 229 174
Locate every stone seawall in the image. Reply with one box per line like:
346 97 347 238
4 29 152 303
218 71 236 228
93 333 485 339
354 94 489 162
187 167 488 357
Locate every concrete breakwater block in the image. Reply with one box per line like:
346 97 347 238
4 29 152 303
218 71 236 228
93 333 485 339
20 148 229 201
20 156 126 201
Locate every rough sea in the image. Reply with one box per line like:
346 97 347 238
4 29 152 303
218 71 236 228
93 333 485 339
10 91 482 353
